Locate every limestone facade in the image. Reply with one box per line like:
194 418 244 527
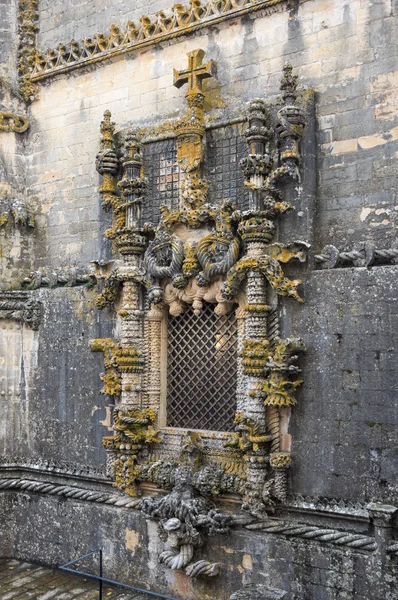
1 1 398 599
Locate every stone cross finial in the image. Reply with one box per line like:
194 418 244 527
173 49 215 95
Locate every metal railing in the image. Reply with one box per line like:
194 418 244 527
59 550 178 600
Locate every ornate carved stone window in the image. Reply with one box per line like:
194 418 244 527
93 52 309 578
166 303 237 432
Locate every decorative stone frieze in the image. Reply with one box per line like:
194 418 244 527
21 267 96 289
30 0 288 82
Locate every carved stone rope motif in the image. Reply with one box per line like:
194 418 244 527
93 54 308 577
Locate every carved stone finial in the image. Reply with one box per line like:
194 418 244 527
99 110 116 150
173 49 216 96
280 63 298 103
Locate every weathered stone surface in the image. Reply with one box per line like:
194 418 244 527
0 558 150 599
1 0 398 599
230 583 288 600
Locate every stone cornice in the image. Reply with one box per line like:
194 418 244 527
31 0 288 81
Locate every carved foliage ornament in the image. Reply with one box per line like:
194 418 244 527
17 0 39 102
0 195 35 229
93 55 308 576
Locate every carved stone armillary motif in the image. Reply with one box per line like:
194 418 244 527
93 56 309 576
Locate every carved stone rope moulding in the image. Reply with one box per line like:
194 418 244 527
0 112 29 133
0 291 42 329
92 53 309 578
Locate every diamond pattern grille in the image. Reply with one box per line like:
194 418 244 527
166 304 237 432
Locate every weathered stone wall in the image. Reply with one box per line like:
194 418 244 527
0 488 395 600
0 493 15 557
0 0 17 83
18 0 398 498
24 0 398 267
287 266 398 504
1 1 398 599
0 320 38 458
0 287 114 468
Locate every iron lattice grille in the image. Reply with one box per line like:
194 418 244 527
166 304 237 432
142 139 180 225
205 123 249 209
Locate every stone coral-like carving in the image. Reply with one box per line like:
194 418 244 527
96 110 119 210
142 50 242 312
17 0 38 102
106 407 161 496
196 200 240 286
226 412 271 453
0 195 35 229
218 66 308 516
90 338 143 397
30 0 287 81
144 231 186 302
261 337 305 407
141 433 230 577
222 255 304 303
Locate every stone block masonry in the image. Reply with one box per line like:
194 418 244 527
0 1 398 599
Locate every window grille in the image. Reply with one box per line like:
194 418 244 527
142 139 180 225
205 124 248 209
166 303 237 432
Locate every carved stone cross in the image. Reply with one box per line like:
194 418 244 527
173 49 215 95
